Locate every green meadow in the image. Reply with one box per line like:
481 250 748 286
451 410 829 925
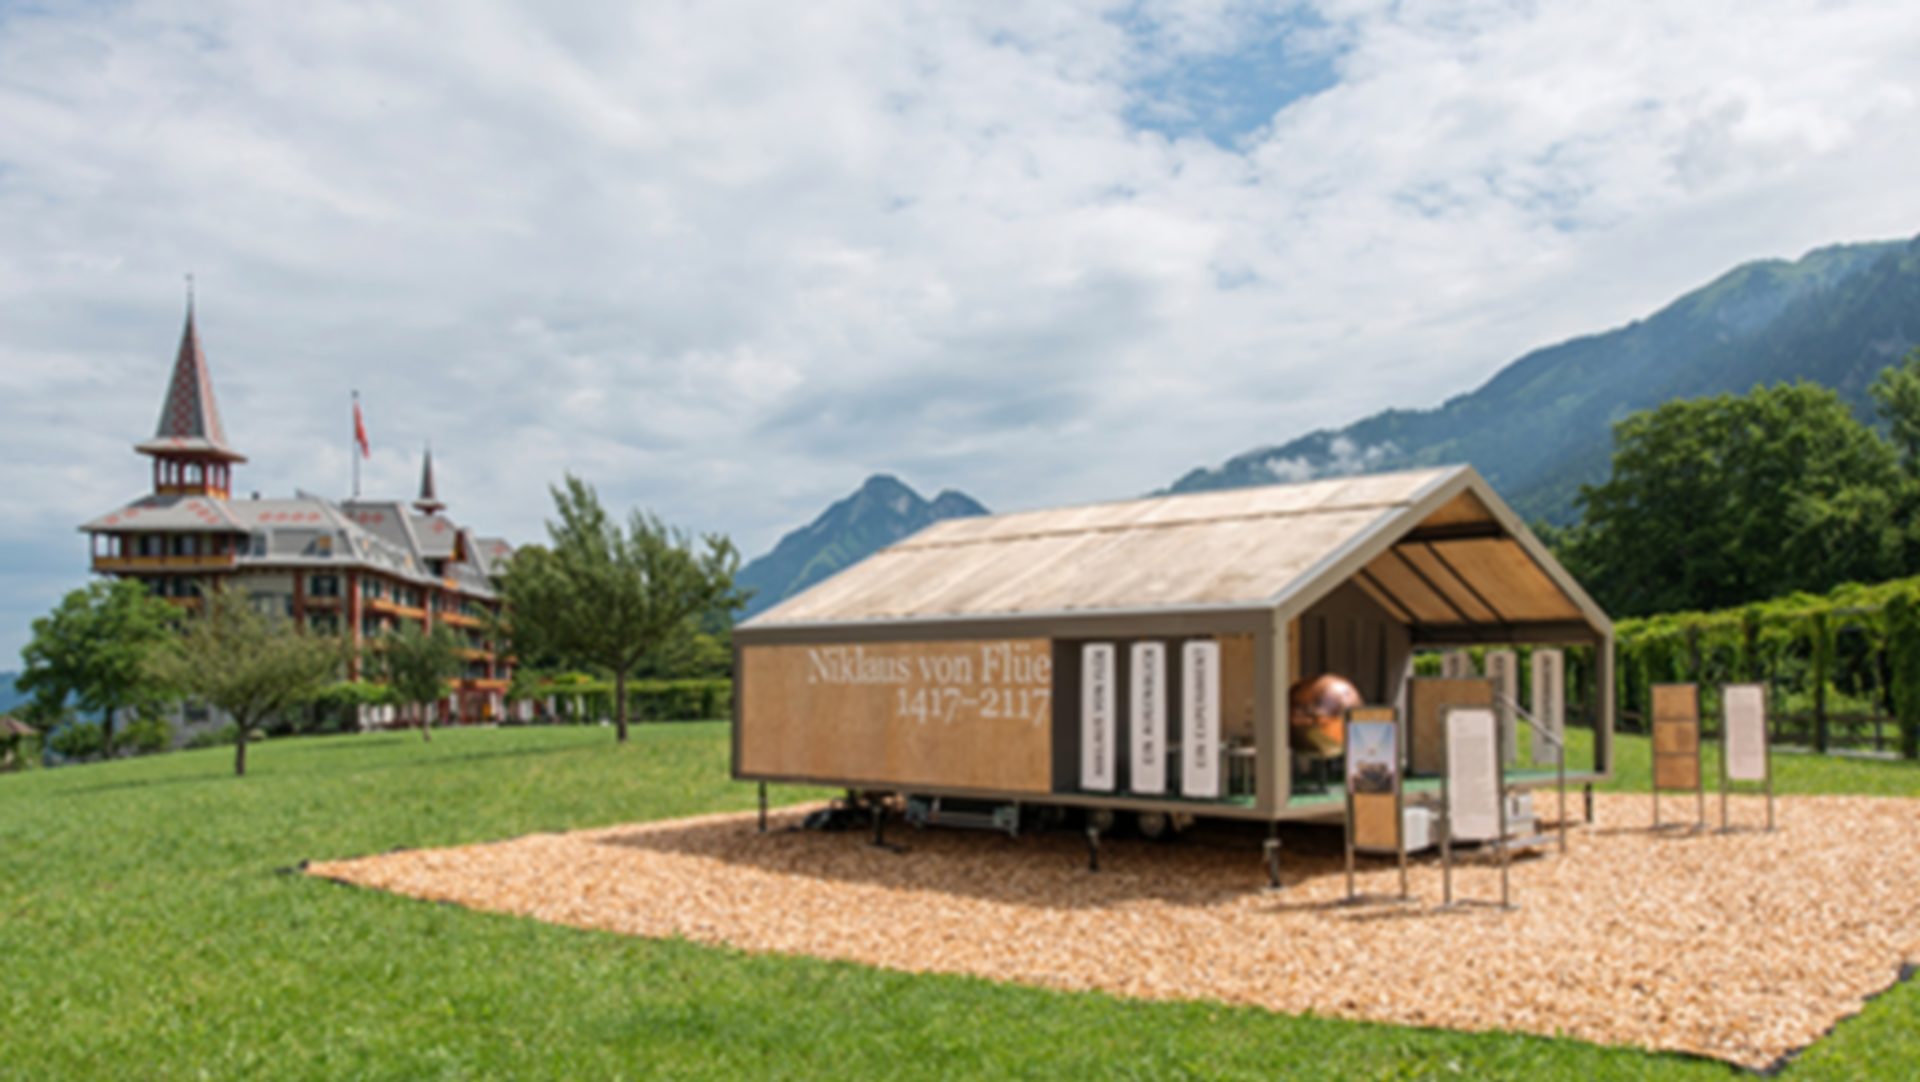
1 724 1914 1080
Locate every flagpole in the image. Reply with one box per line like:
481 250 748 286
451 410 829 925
352 389 361 499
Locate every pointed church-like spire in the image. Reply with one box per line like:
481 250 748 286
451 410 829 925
135 286 246 464
414 444 445 515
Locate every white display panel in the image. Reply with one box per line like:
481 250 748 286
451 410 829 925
1446 707 1502 842
1080 643 1116 791
1486 649 1518 765
1530 649 1565 767
1441 650 1476 679
1129 642 1167 795
1724 683 1769 782
1181 640 1221 799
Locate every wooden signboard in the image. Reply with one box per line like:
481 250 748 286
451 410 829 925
1344 707 1409 903
1181 641 1222 799
1347 710 1400 850
738 639 1054 794
1650 682 1705 829
1128 642 1167 795
1409 678 1494 776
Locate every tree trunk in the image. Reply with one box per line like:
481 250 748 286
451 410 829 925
234 726 249 777
103 706 116 759
421 700 433 743
615 669 629 743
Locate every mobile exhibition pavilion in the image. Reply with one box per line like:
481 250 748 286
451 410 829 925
733 466 1615 831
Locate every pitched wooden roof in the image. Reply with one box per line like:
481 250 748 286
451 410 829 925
745 466 1610 635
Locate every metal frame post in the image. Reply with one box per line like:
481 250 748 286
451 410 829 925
1440 718 1453 907
1086 823 1101 873
758 782 768 833
1266 821 1281 891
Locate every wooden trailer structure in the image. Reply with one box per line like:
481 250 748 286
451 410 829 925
733 466 1614 827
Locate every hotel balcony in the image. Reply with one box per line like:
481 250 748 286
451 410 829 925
92 553 238 574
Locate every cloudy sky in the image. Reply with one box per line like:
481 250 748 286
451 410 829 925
2 0 1917 662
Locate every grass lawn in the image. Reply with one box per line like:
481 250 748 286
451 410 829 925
2 724 1915 1080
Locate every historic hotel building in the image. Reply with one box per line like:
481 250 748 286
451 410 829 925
80 303 516 723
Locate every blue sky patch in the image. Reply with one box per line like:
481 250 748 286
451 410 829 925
1119 6 1344 148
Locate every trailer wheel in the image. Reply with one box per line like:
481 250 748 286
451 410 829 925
1135 811 1172 841
1086 808 1117 834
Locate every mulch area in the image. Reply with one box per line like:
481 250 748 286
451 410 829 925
308 794 1920 1069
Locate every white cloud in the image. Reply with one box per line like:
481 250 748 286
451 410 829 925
0 0 1917 659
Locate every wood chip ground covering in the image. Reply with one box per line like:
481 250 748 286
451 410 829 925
308 795 1920 1068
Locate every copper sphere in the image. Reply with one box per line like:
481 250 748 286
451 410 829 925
1289 673 1362 758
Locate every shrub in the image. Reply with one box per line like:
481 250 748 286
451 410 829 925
185 725 241 750
48 721 106 762
121 714 175 756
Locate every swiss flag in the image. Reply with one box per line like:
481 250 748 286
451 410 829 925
353 397 371 459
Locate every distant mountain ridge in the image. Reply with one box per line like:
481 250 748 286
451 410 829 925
737 475 987 618
1170 234 1920 521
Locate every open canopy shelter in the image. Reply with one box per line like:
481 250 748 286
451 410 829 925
734 466 1614 821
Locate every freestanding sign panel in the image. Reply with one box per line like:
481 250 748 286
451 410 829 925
1181 640 1221 799
1344 707 1409 903
1486 650 1518 765
1720 682 1775 832
1651 683 1705 830
1080 643 1116 792
1442 704 1517 909
1530 648 1565 768
1724 684 1768 782
1444 706 1502 842
1347 713 1400 850
1128 642 1166 795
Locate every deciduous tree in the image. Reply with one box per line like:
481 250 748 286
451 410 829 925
498 475 742 743
366 623 463 742
1560 381 1903 616
17 579 178 755
150 588 342 776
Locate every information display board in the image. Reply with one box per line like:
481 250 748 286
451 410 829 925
1720 682 1776 832
739 639 1054 793
1530 648 1565 768
1181 640 1221 799
1344 706 1409 903
1444 706 1502 842
1128 642 1167 795
1347 710 1400 850
1723 683 1768 782
1080 643 1116 792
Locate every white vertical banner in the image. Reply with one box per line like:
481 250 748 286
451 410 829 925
1129 642 1167 795
1724 683 1769 782
1486 649 1518 765
1182 640 1221 799
1080 643 1116 791
1530 649 1565 767
1440 650 1476 679
1446 707 1502 841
